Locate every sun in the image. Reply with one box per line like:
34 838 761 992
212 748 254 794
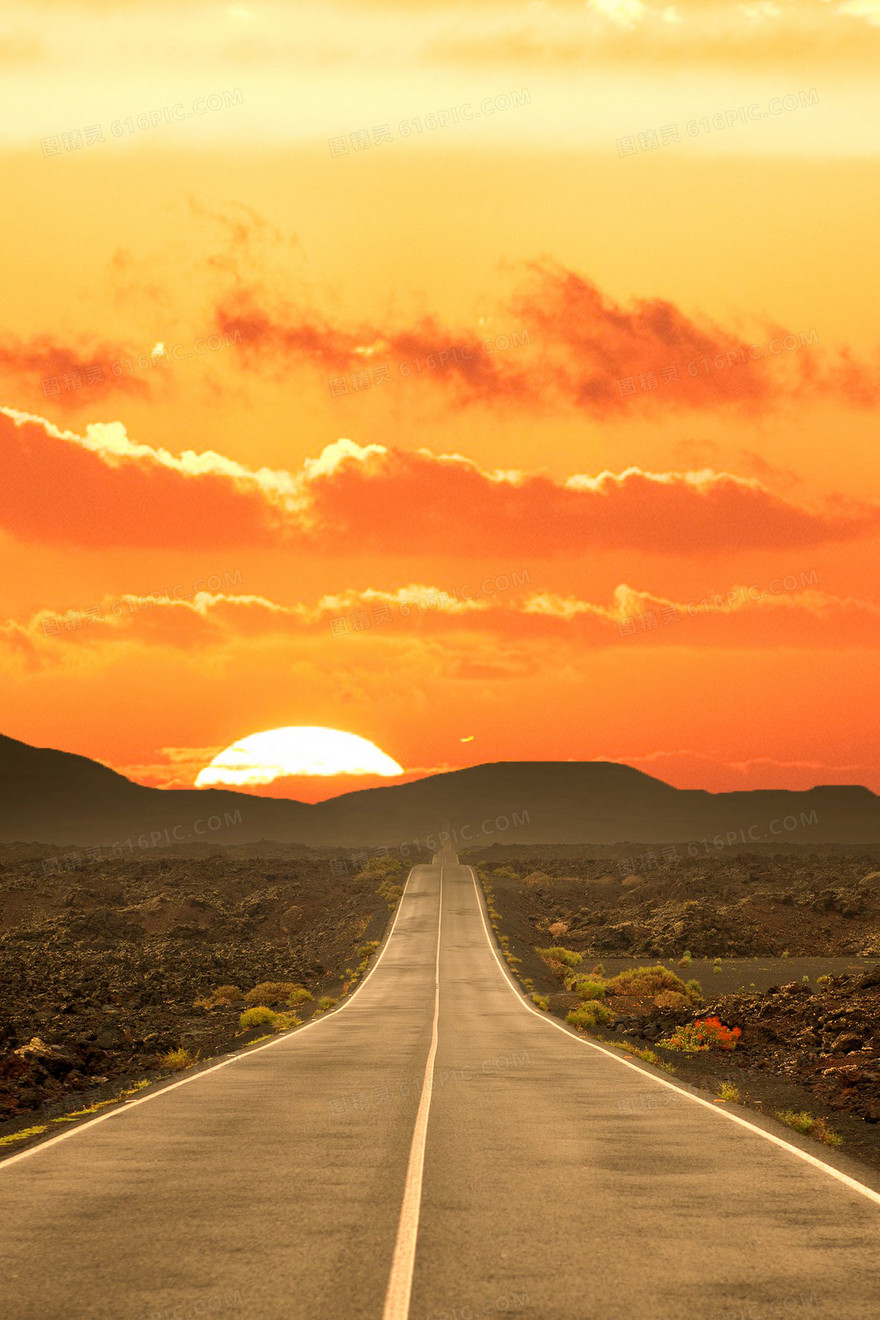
194 726 404 788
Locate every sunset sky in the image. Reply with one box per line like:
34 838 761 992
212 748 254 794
1 0 879 798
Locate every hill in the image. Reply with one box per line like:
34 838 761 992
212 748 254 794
1 733 878 847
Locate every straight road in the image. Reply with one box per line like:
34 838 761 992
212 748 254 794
2 847 879 1320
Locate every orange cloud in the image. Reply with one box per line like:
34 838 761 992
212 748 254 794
0 337 151 410
4 578 877 672
215 263 878 415
1 406 876 554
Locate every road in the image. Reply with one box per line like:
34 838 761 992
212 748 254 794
2 847 880 1320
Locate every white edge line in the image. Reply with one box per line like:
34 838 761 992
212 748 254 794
467 864 880 1210
381 859 444 1320
0 861 425 1172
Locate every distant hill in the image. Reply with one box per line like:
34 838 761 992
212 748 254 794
1 733 878 848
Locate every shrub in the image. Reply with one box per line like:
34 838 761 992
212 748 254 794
376 878 403 906
718 1081 741 1102
781 950 790 959
244 981 300 1006
0 1125 48 1147
239 1006 279 1031
536 946 582 968
606 965 700 1002
573 978 607 1001
776 1110 842 1147
659 1017 741 1053
318 996 338 1010
712 959 722 974
685 978 703 1002
548 921 569 939
678 951 692 968
212 984 242 1002
160 1047 194 1071
611 1042 676 1073
566 1002 614 1029
286 987 313 1007
531 994 550 1010
816 974 831 990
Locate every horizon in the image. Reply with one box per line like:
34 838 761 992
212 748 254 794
4 729 876 805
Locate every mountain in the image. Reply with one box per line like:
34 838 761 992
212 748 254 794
1 733 878 848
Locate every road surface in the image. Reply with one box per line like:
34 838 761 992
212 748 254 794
2 847 879 1320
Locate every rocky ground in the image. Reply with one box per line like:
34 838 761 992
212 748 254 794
465 845 880 958
0 843 405 1134
469 848 880 1170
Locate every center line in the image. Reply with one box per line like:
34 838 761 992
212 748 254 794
382 858 444 1320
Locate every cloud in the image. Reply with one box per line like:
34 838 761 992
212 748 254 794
214 263 878 416
1 405 876 553
0 337 151 410
4 577 877 671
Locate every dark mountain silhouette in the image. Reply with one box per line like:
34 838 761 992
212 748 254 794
1 733 878 848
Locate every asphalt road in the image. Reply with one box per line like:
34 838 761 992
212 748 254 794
2 847 880 1320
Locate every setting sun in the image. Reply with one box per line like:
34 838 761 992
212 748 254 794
194 726 404 789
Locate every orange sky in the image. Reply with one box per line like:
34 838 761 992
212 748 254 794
1 0 879 797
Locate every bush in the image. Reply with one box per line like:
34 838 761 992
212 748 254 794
573 978 607 1001
317 996 338 1010
685 978 703 1002
611 1042 676 1073
659 1017 741 1053
718 1081 741 1102
244 981 300 1006
160 1047 194 1071
212 984 242 1003
548 921 569 939
239 1006 279 1031
606 965 700 1002
0 1125 49 1147
536 946 582 968
678 951 692 968
531 994 550 1010
776 1110 842 1147
286 987 313 1007
566 1002 614 1030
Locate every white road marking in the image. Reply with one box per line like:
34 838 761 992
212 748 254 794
0 862 425 1172
467 864 880 1210
382 859 445 1320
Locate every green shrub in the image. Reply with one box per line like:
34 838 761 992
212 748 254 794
318 996 338 1010
573 978 607 1001
160 1047 194 1071
0 1125 49 1147
531 994 550 1010
606 964 700 1002
776 1109 842 1147
685 978 703 1002
286 987 313 1007
536 946 582 968
566 1002 614 1029
239 1005 279 1031
678 951 692 968
244 981 300 1006
611 1041 676 1073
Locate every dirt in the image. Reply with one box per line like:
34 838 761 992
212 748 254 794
0 843 402 1138
469 848 880 1172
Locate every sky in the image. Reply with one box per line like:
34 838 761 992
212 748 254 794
1 0 879 799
